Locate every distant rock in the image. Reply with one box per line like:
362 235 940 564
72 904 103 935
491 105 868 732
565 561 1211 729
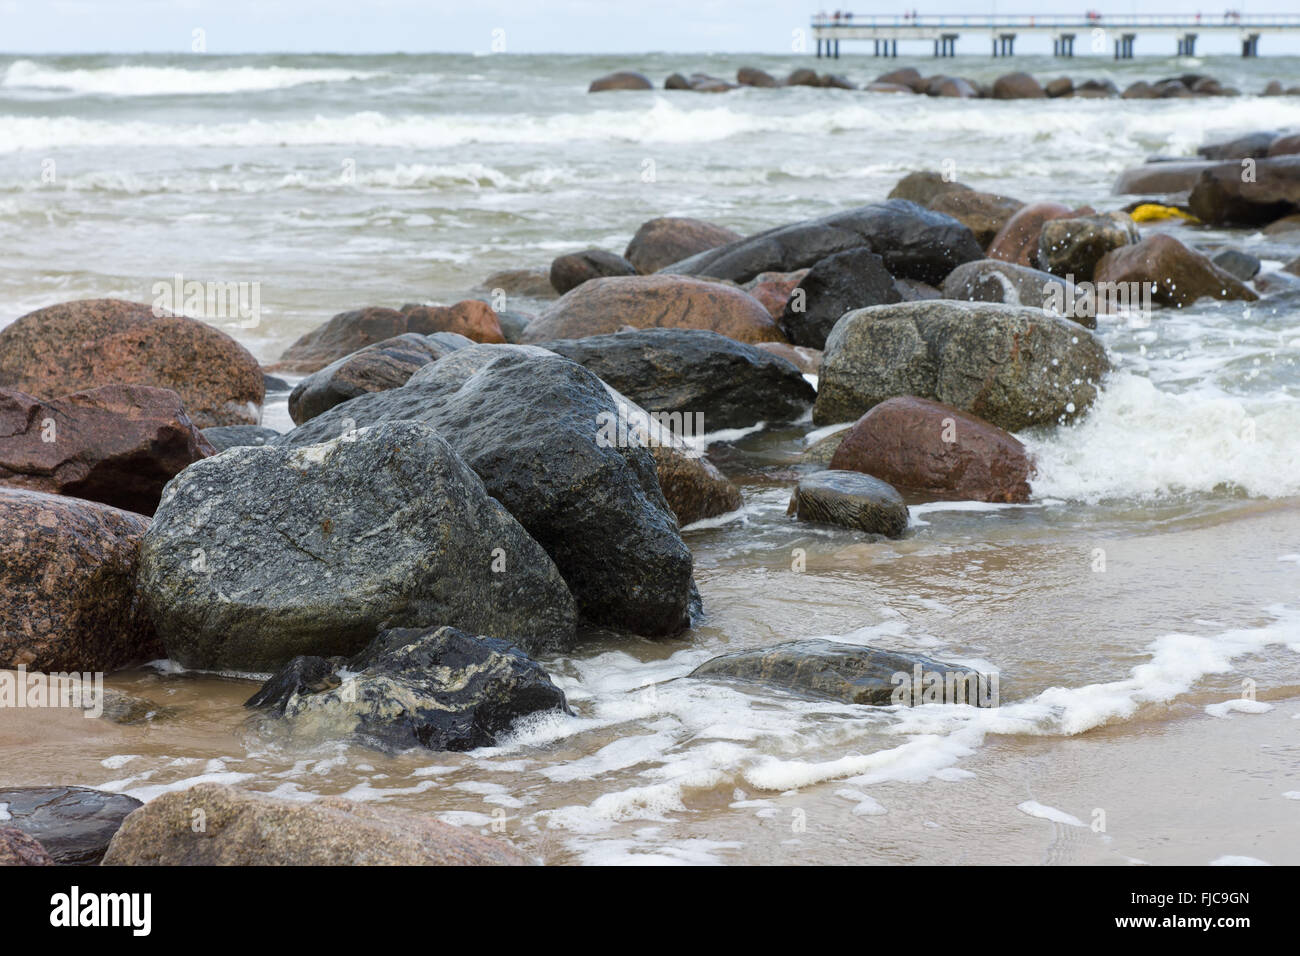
589 71 653 92
1197 131 1279 160
992 72 1045 99
787 470 909 537
628 217 741 274
1045 76 1073 97
549 248 638 294
1188 156 1300 226
873 67 925 91
1113 159 1233 195
737 67 779 87
477 268 557 299
785 68 820 87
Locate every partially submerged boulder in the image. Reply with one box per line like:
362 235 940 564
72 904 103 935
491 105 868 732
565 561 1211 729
1188 156 1300 226
1093 234 1258 308
0 786 142 864
787 470 909 538
589 71 653 93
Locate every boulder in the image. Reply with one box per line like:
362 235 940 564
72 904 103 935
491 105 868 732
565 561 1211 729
0 299 263 428
785 68 820 87
522 275 784 344
660 200 983 286
786 470 909 538
743 269 809 318
927 76 978 98
829 396 1033 503
201 425 279 451
894 278 943 301
928 189 1026 248
819 73 856 90
779 247 902 349
0 489 160 671
992 72 1045 99
664 73 690 90
0 385 214 515
1093 234 1259 308
287 332 469 425
1070 78 1118 98
737 67 779 87
101 783 528 865
1037 212 1140 281
549 248 637 294
941 259 1095 328
275 303 505 373
986 202 1078 268
1266 133 1300 158
1197 131 1279 160
247 625 570 752
589 71 653 92
690 638 995 705
865 82 914 94
626 217 741 274
138 420 577 670
887 171 967 207
540 328 813 430
0 787 142 864
1122 80 1156 99
649 443 741 526
276 352 696 637
476 268 557 299
1112 159 1233 195
753 342 821 376
1045 76 1073 97
1211 249 1262 281
0 827 53 865
813 300 1110 429
1187 156 1300 226
874 67 924 91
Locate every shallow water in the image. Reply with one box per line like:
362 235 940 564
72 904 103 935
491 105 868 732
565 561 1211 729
1 52 1298 865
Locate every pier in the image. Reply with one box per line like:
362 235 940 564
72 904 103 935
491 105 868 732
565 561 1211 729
810 13 1300 59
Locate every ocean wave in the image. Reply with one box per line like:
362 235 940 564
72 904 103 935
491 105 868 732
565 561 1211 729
0 59 378 96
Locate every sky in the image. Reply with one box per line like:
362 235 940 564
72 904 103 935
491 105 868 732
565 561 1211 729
2 0 1299 54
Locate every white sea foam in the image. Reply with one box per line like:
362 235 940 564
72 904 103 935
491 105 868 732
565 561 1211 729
1 60 378 96
1017 801 1085 827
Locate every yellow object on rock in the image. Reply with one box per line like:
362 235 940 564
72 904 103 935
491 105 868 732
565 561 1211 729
1130 203 1201 224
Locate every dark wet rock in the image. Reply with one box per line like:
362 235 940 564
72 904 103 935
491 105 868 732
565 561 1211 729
627 217 742 274
986 202 1081 268
1070 78 1118 98
992 72 1045 99
477 268 556 300
786 470 908 537
798 429 849 465
101 782 528 865
1122 80 1156 99
276 352 695 637
690 638 995 706
540 328 813 429
0 299 263 429
661 200 983 286
874 67 924 91
263 374 291 393
275 303 504 373
247 624 570 753
737 66 778 87
926 76 978 98
1212 249 1262 281
0 489 160 671
0 826 53 865
813 300 1110 429
589 71 653 92
893 278 943 301
0 384 214 515
928 189 1025 249
1198 131 1279 160
1038 212 1140 282
743 269 809 318
650 443 741 527
0 786 142 864
1094 234 1259 308
664 72 690 90
549 248 638 294
138 420 576 670
523 274 784 344
1112 159 1233 195
829 396 1033 503
941 259 1094 327
201 424 280 451
785 68 820 87
779 247 902 349
287 332 469 425
1188 156 1300 226
819 73 856 90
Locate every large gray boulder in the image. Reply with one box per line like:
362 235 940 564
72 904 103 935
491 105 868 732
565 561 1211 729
540 328 814 430
941 258 1096 328
138 420 576 671
275 352 696 636
246 624 570 752
813 301 1110 429
659 200 983 286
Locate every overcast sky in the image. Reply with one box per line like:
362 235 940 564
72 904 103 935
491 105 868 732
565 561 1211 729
2 1 1299 54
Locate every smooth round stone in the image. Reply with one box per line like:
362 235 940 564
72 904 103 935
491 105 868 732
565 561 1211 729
787 469 909 538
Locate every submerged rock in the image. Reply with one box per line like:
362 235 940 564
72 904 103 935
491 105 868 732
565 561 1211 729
138 420 576 670
786 469 909 538
0 384 214 515
829 396 1034 503
691 639 995 706
0 786 142 864
0 299 263 428
247 625 570 752
101 783 528 865
813 300 1110 430
0 489 161 671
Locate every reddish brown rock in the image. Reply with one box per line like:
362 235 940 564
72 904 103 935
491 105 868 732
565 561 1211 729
521 275 786 345
829 396 1033 503
651 446 742 527
992 72 1046 99
753 341 821 376
1094 234 1259 308
0 385 214 515
0 299 263 428
874 67 925 91
928 189 1025 248
276 302 505 373
1267 133 1300 157
625 217 742 274
589 71 653 93
987 202 1082 268
0 827 54 866
0 488 161 671
743 269 809 319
